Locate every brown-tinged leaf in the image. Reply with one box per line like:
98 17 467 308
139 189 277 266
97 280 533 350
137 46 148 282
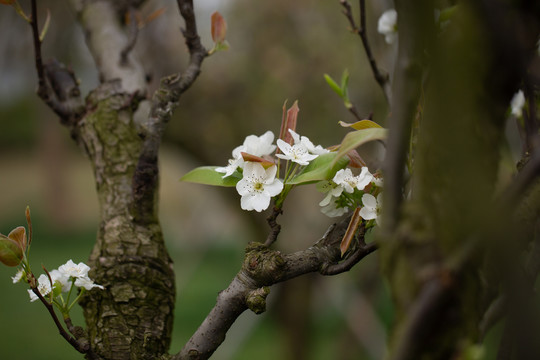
0 234 23 267
8 226 26 252
340 207 362 257
0 0 15 5
241 152 275 169
346 149 367 168
211 11 227 43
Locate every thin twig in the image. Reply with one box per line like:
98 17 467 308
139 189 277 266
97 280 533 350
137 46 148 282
31 287 89 354
30 0 46 98
264 207 283 246
132 0 208 223
320 241 377 275
340 0 392 104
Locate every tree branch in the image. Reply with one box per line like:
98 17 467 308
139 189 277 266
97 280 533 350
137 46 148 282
264 206 283 246
174 216 377 359
340 0 391 104
30 0 86 131
131 0 208 223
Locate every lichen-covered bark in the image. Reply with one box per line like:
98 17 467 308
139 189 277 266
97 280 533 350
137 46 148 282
76 82 175 359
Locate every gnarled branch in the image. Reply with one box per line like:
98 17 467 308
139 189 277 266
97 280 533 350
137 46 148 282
174 215 377 360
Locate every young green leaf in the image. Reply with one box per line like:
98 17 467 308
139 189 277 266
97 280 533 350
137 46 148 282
332 128 388 167
288 152 349 185
323 74 344 98
180 166 241 187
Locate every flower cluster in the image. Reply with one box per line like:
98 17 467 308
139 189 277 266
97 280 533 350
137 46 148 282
318 167 383 224
13 259 103 302
216 129 328 212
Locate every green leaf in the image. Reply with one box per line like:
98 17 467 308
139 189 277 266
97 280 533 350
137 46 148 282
288 152 349 185
332 128 388 167
180 166 241 187
0 234 23 267
324 74 344 98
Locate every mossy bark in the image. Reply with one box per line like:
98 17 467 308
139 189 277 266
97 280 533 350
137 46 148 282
77 82 175 359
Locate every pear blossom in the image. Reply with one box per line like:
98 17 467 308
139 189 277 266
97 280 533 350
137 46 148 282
510 90 525 118
359 193 383 225
243 131 276 156
216 131 277 178
58 259 90 278
75 276 104 290
236 162 284 212
276 140 317 165
317 180 345 207
215 145 244 178
28 273 55 302
300 135 330 155
276 130 325 165
372 176 384 188
321 201 349 218
378 9 398 44
333 167 373 193
26 260 103 302
12 268 24 283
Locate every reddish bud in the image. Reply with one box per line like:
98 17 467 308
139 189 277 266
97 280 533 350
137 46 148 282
278 100 299 149
211 11 227 43
0 0 16 5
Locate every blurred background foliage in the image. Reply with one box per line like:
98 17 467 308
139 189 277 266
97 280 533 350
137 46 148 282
0 0 476 359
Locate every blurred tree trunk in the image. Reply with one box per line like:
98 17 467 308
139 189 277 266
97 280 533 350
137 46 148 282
380 1 539 359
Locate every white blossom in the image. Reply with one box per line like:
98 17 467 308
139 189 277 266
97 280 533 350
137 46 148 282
378 9 398 44
243 131 276 156
216 131 277 178
236 163 284 212
58 259 90 279
28 274 54 302
215 145 244 178
276 139 318 165
359 193 383 225
321 201 349 218
356 167 374 191
12 268 24 284
75 276 105 290
511 90 525 118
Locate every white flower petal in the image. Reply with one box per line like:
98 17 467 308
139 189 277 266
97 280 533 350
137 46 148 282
378 9 398 44
511 90 525 117
361 193 377 208
359 206 377 220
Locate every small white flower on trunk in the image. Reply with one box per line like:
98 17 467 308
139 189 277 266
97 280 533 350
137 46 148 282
378 9 398 44
510 90 525 118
